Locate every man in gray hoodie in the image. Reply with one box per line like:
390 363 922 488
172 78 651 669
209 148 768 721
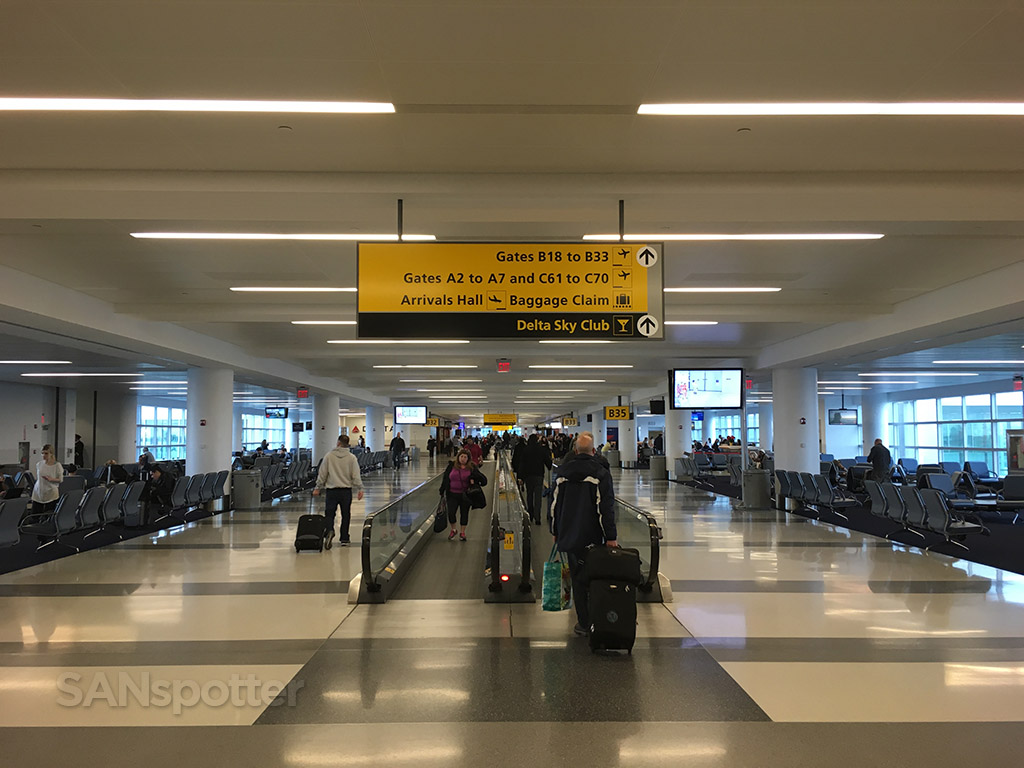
313 434 364 548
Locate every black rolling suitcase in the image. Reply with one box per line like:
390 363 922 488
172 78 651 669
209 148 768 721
295 514 328 552
584 546 642 653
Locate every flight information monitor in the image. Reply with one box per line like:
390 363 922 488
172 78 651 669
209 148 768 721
394 405 428 425
669 369 743 409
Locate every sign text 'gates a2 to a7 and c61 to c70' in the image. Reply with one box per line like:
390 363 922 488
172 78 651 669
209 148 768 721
357 243 663 340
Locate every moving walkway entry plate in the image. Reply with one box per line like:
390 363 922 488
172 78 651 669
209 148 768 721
504 531 515 550
357 242 663 339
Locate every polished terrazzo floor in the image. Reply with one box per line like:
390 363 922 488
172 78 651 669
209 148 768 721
2 457 1024 766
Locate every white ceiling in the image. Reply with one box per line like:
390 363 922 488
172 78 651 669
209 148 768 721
1 0 1023 421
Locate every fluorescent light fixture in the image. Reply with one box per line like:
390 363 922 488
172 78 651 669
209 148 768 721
817 391 835 395
231 287 356 292
664 287 781 293
0 360 72 364
523 379 606 383
538 340 614 344
0 97 395 113
516 401 570 404
586 233 883 241
522 389 588 392
416 389 483 392
135 232 433 241
131 380 186 385
821 386 870 390
664 321 719 326
637 102 1024 116
327 339 468 344
818 381 874 385
528 365 632 369
291 320 357 325
21 372 140 377
859 372 978 377
428 395 487 399
399 379 482 383
933 360 1024 364
374 365 478 369
130 387 188 391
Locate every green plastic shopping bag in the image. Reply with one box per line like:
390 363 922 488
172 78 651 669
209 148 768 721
542 544 572 612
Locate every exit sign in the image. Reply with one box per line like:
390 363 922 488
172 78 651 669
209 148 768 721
496 358 511 373
297 388 309 399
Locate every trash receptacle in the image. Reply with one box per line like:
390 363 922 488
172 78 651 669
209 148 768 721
232 469 262 509
648 455 667 479
605 449 621 468
742 468 771 509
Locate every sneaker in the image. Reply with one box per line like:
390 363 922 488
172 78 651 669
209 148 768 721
448 529 457 540
339 540 350 547
460 533 467 541
573 623 588 637
324 529 335 550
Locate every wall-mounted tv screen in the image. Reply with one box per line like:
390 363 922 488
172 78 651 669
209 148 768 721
305 421 313 430
265 407 289 419
828 408 859 426
291 422 304 433
394 405 427 425
649 399 666 415
669 369 743 409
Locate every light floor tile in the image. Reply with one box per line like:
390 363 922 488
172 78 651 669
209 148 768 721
670 591 1024 638
721 661 1024 722
331 600 512 639
0 664 302 726
0 595 355 643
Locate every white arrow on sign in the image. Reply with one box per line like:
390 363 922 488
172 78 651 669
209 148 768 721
636 246 659 268
637 314 659 337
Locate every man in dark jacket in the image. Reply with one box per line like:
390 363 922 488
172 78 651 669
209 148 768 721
520 434 552 525
868 438 892 483
551 431 617 637
389 432 406 470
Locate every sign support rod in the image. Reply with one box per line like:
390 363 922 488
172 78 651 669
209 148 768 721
618 199 625 241
397 198 403 240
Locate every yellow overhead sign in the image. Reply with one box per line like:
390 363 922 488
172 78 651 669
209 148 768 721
358 243 663 340
484 413 518 425
562 417 579 427
425 417 440 427
604 406 632 421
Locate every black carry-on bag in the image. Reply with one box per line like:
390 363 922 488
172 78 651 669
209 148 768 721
584 546 643 654
295 514 328 552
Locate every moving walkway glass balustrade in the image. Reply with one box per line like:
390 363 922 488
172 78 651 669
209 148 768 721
491 451 532 594
361 474 443 591
612 499 661 593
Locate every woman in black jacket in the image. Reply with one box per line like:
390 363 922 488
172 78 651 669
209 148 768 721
439 449 487 541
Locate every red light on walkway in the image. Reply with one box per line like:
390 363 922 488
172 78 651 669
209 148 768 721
500 574 510 582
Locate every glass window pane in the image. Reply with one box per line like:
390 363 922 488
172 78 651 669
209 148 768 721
898 401 915 423
965 450 992 466
939 396 963 420
903 425 916 447
964 394 991 420
996 451 1010 475
965 421 993 448
939 423 963 447
915 399 936 421
918 448 938 463
995 391 1023 419
916 423 938 447
156 407 169 423
141 405 155 423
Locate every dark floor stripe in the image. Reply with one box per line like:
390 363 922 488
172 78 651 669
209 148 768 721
0 580 349 597
0 638 324 667
660 540 892 548
670 578 994 594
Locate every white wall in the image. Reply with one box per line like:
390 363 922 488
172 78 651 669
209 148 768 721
820 395 863 459
0 381 55 468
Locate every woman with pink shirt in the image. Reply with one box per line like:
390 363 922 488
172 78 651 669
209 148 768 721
439 449 486 541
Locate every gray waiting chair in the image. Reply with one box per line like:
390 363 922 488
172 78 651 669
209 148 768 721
919 488 986 550
20 489 85 551
59 475 87 495
0 498 30 549
77 486 107 539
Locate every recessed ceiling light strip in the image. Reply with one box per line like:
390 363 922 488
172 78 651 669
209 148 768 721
637 102 1024 116
136 233 433 241
1 98 395 113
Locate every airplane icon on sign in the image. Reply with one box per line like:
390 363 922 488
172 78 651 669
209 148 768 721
618 248 629 257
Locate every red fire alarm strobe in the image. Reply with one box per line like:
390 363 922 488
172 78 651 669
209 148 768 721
200 419 207 426
1014 375 1023 392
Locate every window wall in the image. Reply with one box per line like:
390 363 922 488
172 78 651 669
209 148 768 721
242 412 287 451
889 391 1023 474
138 405 187 461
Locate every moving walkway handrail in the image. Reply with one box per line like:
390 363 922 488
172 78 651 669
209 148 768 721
613 499 662 594
360 472 443 594
488 450 534 596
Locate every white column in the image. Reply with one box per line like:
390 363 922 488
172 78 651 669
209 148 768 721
591 410 606 450
620 404 637 465
57 388 77 467
118 393 138 463
665 406 690 479
232 406 243 453
759 403 774 452
772 368 819 474
818 396 828 455
186 367 233 474
702 414 713 443
862 392 890 454
365 406 385 453
313 394 339 463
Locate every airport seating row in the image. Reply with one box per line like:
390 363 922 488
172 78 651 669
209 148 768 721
0 470 230 553
863 480 989 550
774 470 859 521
